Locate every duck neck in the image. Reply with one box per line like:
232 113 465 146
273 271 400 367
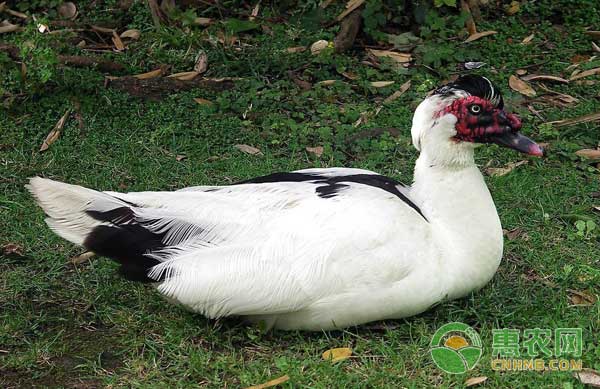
411 149 503 297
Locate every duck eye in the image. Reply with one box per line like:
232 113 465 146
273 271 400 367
469 104 482 115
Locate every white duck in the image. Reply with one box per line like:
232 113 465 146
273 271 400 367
28 75 543 331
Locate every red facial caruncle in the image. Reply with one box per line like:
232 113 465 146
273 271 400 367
438 95 543 156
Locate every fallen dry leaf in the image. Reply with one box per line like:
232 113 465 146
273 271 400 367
244 375 290 389
505 0 520 15
465 376 488 387
464 30 497 43
193 97 213 106
568 289 597 306
593 206 600 212
336 0 366 21
306 146 324 157
235 144 263 156
503 227 528 241
515 69 527 76
368 49 411 63
194 17 212 26
58 1 77 19
575 149 600 160
0 21 20 34
521 33 534 44
310 40 329 55
286 46 306 53
322 347 352 362
175 154 187 161
592 42 600 53
40 109 70 152
91 25 115 34
168 71 200 81
509 75 536 97
2 243 24 257
585 31 600 39
521 74 569 83
120 29 141 40
112 31 125 51
317 80 338 86
5 7 28 19
574 369 600 387
547 112 600 127
71 251 95 265
569 67 600 81
383 80 411 104
371 81 395 88
133 68 163 79
194 50 208 74
486 160 528 177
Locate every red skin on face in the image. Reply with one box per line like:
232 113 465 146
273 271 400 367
438 96 522 142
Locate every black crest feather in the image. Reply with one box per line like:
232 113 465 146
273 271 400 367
434 75 504 109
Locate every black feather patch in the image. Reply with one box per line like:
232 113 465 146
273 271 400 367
84 205 167 282
434 75 504 109
236 172 427 221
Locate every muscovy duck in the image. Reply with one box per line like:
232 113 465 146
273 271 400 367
28 75 543 331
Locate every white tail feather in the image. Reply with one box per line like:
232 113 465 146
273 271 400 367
26 177 124 245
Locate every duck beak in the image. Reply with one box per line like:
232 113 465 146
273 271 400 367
484 111 544 157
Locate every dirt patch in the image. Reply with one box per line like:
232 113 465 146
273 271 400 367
1 326 123 388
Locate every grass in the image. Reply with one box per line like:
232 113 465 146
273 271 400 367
1 1 599 387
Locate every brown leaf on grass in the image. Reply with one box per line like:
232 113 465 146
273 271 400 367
168 71 200 81
505 0 520 15
568 289 597 306
58 2 77 19
383 80 411 104
503 227 528 241
515 69 527 76
0 21 20 34
2 243 24 257
460 0 477 36
286 46 306 53
547 112 600 127
40 109 70 152
193 97 213 106
521 74 569 83
485 160 529 177
509 75 536 97
133 68 163 79
310 40 329 55
306 146 324 157
91 25 115 34
235 144 263 156
112 31 125 51
585 31 600 39
465 376 488 387
592 42 600 53
175 154 187 161
322 347 352 362
249 2 260 21
368 49 412 63
317 80 338 86
575 149 600 160
569 67 600 81
120 29 141 40
194 51 208 74
574 369 600 387
371 81 395 88
336 0 366 22
521 33 534 44
593 205 600 212
193 17 212 26
71 251 96 265
6 7 28 19
464 30 497 43
244 375 290 389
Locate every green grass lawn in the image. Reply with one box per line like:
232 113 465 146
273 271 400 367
1 1 599 387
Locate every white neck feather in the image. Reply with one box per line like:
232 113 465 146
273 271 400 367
409 99 504 298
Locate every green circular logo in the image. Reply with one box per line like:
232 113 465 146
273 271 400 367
430 322 483 374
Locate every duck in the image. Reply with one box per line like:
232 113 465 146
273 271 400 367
27 75 543 331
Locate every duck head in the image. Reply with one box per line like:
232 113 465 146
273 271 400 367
411 75 543 165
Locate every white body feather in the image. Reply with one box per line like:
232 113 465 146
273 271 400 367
27 96 504 331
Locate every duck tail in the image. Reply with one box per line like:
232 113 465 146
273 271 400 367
26 177 162 282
